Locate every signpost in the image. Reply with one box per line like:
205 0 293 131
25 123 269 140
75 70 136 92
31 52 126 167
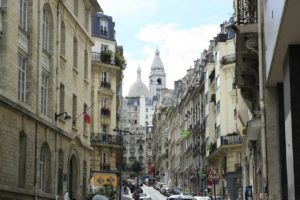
207 168 221 200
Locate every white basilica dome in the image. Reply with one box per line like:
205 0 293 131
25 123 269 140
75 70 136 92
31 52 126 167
128 67 149 98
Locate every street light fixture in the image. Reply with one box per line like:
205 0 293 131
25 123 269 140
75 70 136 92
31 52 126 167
113 127 130 200
54 112 72 121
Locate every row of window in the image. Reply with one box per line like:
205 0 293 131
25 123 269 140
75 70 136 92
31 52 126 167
17 1 90 118
18 132 87 196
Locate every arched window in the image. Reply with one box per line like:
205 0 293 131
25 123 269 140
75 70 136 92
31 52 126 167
19 0 27 31
73 37 78 69
60 22 65 56
18 131 27 188
157 78 162 85
57 149 64 195
40 143 51 193
42 7 49 51
74 0 78 17
84 49 88 79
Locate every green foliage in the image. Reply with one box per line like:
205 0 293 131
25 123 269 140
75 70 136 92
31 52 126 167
115 51 127 69
131 161 143 175
101 50 113 64
181 130 190 139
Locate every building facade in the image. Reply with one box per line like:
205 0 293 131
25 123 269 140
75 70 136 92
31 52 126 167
0 0 100 199
89 12 125 196
122 67 156 178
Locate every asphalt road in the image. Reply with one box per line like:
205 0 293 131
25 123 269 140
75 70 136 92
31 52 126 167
141 184 168 200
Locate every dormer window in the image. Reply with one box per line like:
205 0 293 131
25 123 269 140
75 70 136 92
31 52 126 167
100 19 108 36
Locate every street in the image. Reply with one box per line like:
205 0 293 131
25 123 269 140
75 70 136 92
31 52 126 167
141 185 168 200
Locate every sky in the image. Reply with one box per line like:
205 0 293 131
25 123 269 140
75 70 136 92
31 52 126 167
97 0 234 96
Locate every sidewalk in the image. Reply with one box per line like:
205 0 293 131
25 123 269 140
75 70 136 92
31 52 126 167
121 187 132 200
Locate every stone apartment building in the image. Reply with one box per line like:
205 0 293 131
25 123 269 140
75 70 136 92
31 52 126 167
89 12 125 194
0 0 100 199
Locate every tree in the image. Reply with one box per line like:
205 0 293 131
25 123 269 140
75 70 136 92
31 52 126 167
115 51 126 69
131 161 143 175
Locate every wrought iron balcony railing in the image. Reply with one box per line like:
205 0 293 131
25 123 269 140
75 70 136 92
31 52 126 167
237 0 258 25
100 163 111 171
90 133 122 145
100 81 111 89
220 135 242 145
101 108 111 116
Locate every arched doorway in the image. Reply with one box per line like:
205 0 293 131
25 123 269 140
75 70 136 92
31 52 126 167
69 154 79 200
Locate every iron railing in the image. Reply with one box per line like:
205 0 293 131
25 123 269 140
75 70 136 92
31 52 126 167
100 163 111 171
221 135 242 145
237 0 258 25
90 133 122 145
100 81 111 89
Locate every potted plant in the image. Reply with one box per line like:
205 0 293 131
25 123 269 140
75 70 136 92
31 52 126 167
101 50 113 64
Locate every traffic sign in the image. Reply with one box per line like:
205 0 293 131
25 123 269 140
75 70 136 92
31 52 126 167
207 168 221 180
219 178 227 187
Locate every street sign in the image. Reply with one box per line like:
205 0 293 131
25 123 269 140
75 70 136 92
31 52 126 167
207 168 221 180
219 178 227 187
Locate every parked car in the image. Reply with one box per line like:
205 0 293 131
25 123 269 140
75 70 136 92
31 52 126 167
170 187 182 195
139 193 152 200
160 184 168 194
194 196 211 200
164 186 172 196
167 194 196 200
147 178 155 186
159 184 167 193
153 182 162 190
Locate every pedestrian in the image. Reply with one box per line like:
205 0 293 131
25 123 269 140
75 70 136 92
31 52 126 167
64 192 70 200
225 194 231 200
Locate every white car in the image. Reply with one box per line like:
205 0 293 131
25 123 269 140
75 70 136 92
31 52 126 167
167 194 196 200
194 196 211 200
139 193 152 200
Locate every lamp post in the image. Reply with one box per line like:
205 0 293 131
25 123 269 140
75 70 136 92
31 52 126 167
113 127 130 200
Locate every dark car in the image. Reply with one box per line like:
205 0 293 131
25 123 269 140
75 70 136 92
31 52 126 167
170 187 182 195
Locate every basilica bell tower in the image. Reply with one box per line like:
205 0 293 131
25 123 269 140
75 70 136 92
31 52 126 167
149 48 166 101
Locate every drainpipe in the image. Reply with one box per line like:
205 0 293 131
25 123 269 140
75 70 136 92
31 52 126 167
257 0 268 195
55 1 61 198
35 0 41 199
34 121 39 200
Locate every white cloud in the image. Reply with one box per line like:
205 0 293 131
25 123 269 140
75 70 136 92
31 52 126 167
123 23 220 96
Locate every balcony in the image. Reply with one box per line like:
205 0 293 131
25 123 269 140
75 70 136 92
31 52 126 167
100 81 111 89
129 156 136 162
91 51 115 65
137 139 145 144
100 163 111 171
138 148 144 154
101 108 111 116
90 133 122 145
208 134 243 157
129 147 135 154
220 135 242 146
237 0 258 25
221 54 236 65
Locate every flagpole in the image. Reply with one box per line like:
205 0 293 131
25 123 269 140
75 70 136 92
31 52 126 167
74 103 94 121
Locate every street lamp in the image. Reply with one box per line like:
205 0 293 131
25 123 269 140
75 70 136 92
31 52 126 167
113 127 130 200
54 112 71 121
